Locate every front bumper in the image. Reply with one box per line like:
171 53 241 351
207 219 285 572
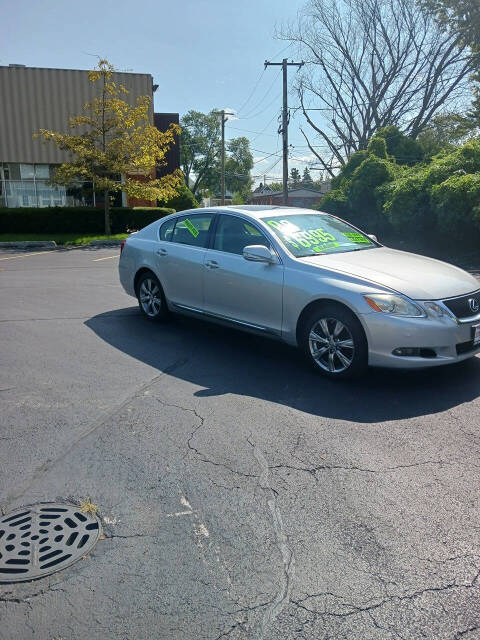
361 311 480 369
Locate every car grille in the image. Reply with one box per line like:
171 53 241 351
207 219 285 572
443 290 480 319
456 340 478 355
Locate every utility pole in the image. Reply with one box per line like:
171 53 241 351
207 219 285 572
213 110 234 205
264 58 303 205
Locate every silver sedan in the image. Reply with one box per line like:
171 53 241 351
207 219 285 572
119 205 480 378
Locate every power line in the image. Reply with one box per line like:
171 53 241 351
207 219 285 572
233 42 293 117
238 69 282 118
236 69 266 115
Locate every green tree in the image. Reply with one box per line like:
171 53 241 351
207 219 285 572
318 131 400 229
302 167 314 186
231 191 246 205
282 0 475 173
421 0 480 128
163 180 199 212
36 60 181 234
431 172 480 234
180 110 221 197
374 126 423 164
421 0 480 51
268 182 283 191
416 114 477 158
224 137 253 201
180 112 253 199
289 167 302 187
384 139 480 237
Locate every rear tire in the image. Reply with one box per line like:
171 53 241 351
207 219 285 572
136 272 168 322
299 303 368 379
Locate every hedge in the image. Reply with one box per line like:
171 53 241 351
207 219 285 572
0 207 175 234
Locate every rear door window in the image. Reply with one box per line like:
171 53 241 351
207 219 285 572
171 214 214 248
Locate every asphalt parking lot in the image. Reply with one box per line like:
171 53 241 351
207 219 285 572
1 246 479 640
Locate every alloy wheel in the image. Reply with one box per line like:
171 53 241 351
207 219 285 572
308 317 355 373
139 278 162 317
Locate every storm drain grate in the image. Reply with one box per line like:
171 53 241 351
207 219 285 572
0 503 101 583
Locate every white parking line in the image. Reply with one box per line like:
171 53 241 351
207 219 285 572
92 255 119 262
0 250 57 261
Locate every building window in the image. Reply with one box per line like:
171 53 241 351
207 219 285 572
35 165 50 179
20 164 35 179
0 163 100 208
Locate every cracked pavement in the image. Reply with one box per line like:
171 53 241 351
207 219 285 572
0 247 479 639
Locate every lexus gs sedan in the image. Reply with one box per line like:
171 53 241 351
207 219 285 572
119 205 480 378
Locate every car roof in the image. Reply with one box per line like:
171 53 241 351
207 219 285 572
199 205 323 220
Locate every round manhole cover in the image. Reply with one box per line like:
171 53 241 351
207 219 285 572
0 503 101 583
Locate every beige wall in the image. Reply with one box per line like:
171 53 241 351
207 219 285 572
0 66 154 164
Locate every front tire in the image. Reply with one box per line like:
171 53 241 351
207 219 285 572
299 303 368 379
136 272 168 322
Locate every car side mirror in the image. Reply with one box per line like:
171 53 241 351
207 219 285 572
243 245 278 264
368 234 378 243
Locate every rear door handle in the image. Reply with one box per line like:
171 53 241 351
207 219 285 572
156 248 168 256
205 260 219 269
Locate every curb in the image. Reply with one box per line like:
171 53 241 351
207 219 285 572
0 241 57 249
89 240 123 247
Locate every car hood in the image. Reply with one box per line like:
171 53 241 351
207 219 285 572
299 247 479 299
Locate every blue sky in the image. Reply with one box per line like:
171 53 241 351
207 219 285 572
1 0 319 184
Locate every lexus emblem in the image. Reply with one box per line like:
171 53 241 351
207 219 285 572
469 297 480 313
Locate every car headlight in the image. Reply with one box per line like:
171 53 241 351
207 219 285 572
364 293 426 317
422 301 446 318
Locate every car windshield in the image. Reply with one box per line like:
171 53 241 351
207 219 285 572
263 214 376 257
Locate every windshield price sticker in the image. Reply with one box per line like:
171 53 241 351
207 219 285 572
267 219 336 250
312 242 340 253
342 232 370 244
184 219 199 238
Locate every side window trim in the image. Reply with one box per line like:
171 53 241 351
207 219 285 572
206 213 220 249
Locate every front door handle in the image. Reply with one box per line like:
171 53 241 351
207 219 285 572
205 260 219 269
156 248 168 256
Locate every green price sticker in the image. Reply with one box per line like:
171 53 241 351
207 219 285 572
184 218 199 238
342 232 370 244
312 241 340 252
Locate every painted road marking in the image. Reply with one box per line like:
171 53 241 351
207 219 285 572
0 250 57 261
93 255 119 262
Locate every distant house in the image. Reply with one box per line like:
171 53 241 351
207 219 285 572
250 183 277 199
202 189 234 207
249 183 331 208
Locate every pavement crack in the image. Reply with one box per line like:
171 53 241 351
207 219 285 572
270 459 462 480
104 533 160 540
0 587 66 608
185 412 258 479
248 437 295 639
454 626 480 639
269 463 376 478
292 570 480 620
214 620 247 639
385 460 454 471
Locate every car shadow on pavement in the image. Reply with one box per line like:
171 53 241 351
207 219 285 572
85 307 480 423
